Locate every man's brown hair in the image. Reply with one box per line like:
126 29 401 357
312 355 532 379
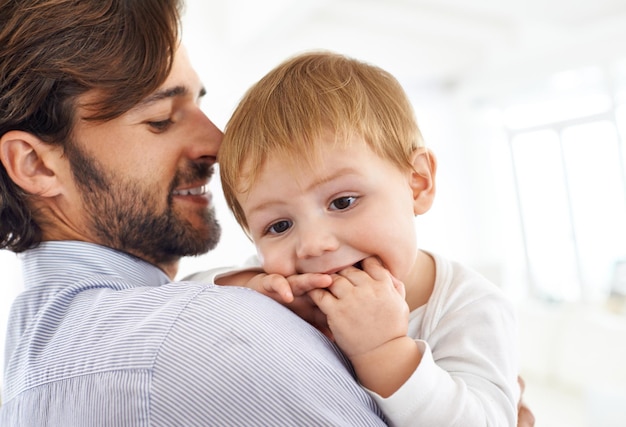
0 0 183 252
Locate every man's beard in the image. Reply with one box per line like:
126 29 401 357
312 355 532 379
65 141 221 265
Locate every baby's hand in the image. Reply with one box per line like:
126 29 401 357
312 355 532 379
216 270 333 334
244 273 296 303
258 272 335 337
216 270 296 302
217 270 334 300
282 273 334 338
308 257 418 396
308 256 409 357
245 271 334 303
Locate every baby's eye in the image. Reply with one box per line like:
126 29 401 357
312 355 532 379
147 119 173 132
266 219 292 235
329 196 357 211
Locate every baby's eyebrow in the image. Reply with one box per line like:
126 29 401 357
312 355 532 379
245 199 285 218
245 168 361 215
302 167 360 192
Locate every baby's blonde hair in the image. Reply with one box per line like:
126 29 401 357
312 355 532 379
220 51 424 231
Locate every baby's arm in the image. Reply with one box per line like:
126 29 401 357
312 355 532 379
363 271 519 426
308 257 421 397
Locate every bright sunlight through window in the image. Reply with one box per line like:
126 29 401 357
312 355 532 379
507 62 626 303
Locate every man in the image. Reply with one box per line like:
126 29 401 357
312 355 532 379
0 0 534 425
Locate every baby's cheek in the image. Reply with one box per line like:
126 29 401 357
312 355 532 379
258 250 295 277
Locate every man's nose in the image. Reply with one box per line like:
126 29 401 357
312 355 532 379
188 108 223 160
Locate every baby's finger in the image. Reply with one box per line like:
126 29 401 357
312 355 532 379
287 273 333 296
337 256 389 286
261 274 294 303
326 274 357 299
308 288 337 313
359 256 391 281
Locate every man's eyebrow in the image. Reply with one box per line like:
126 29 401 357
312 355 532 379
137 85 205 106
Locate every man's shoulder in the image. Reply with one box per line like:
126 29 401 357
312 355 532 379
3 275 387 426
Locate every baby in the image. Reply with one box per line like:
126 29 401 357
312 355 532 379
196 51 520 426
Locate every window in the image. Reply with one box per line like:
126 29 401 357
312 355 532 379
507 62 626 302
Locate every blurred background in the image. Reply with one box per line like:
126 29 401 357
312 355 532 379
2 0 626 425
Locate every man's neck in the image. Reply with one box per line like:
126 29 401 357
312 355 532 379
157 260 180 280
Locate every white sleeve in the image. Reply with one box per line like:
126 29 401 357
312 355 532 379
366 293 519 426
183 255 263 284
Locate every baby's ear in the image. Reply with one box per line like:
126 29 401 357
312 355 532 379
408 147 437 215
0 130 64 197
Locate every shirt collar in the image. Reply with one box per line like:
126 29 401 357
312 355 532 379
19 241 171 289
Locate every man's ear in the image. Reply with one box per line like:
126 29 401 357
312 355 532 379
408 147 437 215
0 130 64 197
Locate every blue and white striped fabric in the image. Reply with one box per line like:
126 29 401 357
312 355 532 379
0 241 386 426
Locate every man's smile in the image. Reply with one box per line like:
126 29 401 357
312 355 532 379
172 184 209 196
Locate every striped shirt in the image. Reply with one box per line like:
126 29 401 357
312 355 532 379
0 241 386 426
